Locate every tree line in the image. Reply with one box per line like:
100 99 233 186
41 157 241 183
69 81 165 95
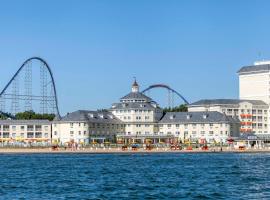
163 104 188 113
15 111 55 121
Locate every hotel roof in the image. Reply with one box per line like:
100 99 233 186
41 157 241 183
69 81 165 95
120 92 152 102
159 111 239 124
0 120 51 125
59 110 122 123
238 64 270 74
189 99 268 106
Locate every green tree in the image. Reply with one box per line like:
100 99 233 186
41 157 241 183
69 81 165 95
163 104 188 113
15 110 55 121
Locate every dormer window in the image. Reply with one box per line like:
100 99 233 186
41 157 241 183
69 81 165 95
108 115 114 119
99 114 104 118
203 114 208 119
186 114 192 119
170 115 175 120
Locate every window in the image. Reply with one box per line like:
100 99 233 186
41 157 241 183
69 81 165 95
35 125 42 131
3 132 9 138
35 132 42 138
27 125 34 131
70 131 74 135
20 133 24 137
44 133 48 138
12 133 16 138
184 124 188 129
227 109 232 114
3 125 9 131
78 131 81 135
209 131 214 135
44 126 49 131
27 133 34 138
12 126 16 131
167 124 171 128
20 126 25 131
84 131 87 135
176 124 180 128
70 123 74 128
54 131 57 136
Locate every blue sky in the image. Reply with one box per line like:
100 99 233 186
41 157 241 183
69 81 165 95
1 0 270 114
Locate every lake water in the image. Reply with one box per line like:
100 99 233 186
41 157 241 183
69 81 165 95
0 153 270 199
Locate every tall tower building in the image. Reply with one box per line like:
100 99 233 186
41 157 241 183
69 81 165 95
238 61 270 104
238 61 270 135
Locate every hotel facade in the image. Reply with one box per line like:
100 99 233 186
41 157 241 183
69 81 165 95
0 81 240 145
0 120 51 144
238 61 270 138
188 99 269 135
50 81 240 145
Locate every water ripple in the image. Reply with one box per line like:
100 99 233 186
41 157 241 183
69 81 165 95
0 153 269 199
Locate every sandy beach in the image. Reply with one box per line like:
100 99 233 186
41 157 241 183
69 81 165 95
0 147 270 154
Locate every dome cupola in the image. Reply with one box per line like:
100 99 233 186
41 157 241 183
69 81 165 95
132 78 139 93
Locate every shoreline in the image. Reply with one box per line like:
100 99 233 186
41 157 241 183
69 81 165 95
0 148 270 154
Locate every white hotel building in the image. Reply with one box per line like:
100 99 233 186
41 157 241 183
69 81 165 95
51 81 240 144
0 81 240 145
188 99 268 135
0 120 51 144
238 60 270 138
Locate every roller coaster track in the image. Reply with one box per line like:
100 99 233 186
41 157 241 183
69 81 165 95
0 57 60 116
142 84 189 105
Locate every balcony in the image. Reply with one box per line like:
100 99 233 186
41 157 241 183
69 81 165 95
240 114 252 118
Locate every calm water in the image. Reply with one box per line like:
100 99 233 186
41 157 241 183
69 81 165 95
0 153 270 199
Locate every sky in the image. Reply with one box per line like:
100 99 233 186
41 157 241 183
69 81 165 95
1 0 270 115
